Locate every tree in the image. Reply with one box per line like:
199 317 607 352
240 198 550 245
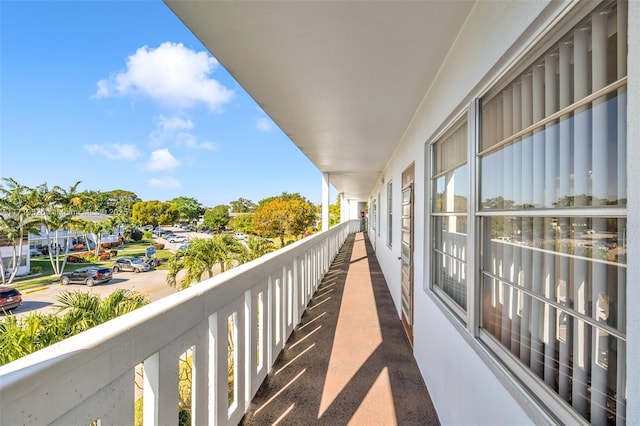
166 235 245 289
80 189 140 216
229 197 256 213
287 198 316 238
257 192 310 207
253 198 290 247
0 178 41 284
203 205 230 230
168 197 203 224
30 182 90 276
329 195 341 227
53 182 94 273
228 213 254 234
132 200 179 228
253 195 316 247
82 219 114 256
240 235 276 262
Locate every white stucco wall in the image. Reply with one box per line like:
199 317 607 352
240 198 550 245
368 1 587 424
0 244 30 276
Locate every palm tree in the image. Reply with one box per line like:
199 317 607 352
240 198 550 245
83 219 114 256
210 234 245 273
0 178 41 283
29 183 68 275
41 209 85 275
166 240 213 289
55 289 149 327
166 235 246 289
51 181 84 213
0 289 149 366
241 235 276 262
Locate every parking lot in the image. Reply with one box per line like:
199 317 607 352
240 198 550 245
4 227 223 320
9 268 176 320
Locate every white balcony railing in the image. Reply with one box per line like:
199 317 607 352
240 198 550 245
0 220 361 425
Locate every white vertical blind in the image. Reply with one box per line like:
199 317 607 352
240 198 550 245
477 3 627 424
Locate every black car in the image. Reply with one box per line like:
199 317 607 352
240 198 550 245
60 267 112 287
0 286 22 311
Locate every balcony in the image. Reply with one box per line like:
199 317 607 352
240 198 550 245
0 220 437 425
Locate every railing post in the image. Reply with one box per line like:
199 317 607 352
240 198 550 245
192 320 213 426
143 347 179 426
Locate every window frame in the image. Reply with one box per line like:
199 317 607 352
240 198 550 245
422 1 628 424
387 181 393 248
474 2 628 424
427 112 471 321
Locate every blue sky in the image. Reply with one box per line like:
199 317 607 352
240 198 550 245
0 1 331 208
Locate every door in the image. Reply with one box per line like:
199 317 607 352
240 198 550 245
400 165 414 344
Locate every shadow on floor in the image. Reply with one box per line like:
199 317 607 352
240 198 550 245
241 232 439 425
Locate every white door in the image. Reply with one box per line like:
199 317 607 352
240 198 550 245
400 170 414 344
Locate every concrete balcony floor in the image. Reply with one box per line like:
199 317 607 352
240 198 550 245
241 232 440 425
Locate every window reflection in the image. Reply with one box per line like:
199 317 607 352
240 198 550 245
481 91 627 210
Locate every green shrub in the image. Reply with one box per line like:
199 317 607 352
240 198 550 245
143 231 153 240
30 266 42 274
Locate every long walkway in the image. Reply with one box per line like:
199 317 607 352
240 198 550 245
241 232 440 425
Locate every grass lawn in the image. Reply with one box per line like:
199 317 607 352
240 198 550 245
12 240 173 291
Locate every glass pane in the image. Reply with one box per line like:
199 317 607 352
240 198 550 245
433 216 467 312
433 165 468 213
433 251 467 310
482 277 625 424
480 90 627 210
434 120 467 175
482 216 626 329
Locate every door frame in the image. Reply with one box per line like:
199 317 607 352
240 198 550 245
400 163 415 345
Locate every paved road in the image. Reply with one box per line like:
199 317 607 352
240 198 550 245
9 267 177 320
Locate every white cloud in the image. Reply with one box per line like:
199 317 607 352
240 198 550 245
176 133 218 151
145 148 181 171
148 177 181 189
83 143 142 160
256 117 273 132
93 42 234 110
150 114 194 146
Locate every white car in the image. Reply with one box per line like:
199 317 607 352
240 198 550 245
167 235 188 244
234 232 248 241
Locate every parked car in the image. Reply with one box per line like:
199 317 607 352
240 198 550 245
60 267 113 287
112 257 152 273
177 243 191 251
234 232 248 241
167 235 188 244
30 248 43 257
0 286 22 311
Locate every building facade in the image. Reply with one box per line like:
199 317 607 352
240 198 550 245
365 2 636 424
166 0 640 423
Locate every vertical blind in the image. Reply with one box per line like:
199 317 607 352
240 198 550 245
478 2 626 424
432 119 468 313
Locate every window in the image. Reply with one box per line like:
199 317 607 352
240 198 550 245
371 198 377 232
431 118 468 316
1 255 27 269
387 181 393 247
377 192 381 237
478 2 627 424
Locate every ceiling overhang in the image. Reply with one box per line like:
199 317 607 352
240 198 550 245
165 0 475 201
